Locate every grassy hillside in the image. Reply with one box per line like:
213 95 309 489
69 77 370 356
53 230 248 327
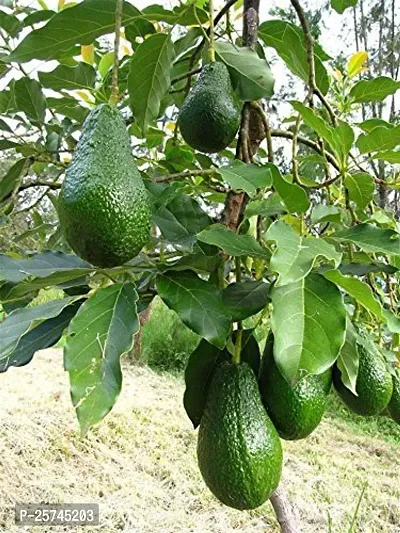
0 349 399 533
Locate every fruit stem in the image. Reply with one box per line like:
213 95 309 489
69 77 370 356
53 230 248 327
208 0 216 62
233 328 242 365
110 0 123 105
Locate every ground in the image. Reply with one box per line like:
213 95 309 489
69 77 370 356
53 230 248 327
0 349 399 533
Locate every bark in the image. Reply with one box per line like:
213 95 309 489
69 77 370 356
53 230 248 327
270 487 302 533
131 306 152 361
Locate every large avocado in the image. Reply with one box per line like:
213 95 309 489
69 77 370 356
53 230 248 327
333 343 393 416
388 372 400 424
58 104 151 268
197 361 282 510
178 62 240 154
259 332 332 440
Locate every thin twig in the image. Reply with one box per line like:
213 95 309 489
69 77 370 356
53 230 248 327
110 0 123 105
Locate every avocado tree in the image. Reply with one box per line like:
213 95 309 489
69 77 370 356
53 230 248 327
1 0 400 530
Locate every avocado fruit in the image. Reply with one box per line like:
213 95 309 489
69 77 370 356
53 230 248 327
197 361 282 510
388 372 400 424
58 104 151 268
259 332 332 440
178 62 240 154
333 342 393 416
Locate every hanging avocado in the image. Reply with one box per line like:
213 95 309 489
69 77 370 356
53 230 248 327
58 104 151 268
178 62 241 154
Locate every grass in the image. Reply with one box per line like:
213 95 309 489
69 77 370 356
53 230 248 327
0 348 399 533
139 297 200 373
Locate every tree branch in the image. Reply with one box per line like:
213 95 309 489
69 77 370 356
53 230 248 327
270 487 302 533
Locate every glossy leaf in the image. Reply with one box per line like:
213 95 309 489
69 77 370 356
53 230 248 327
271 164 310 213
14 77 46 125
356 125 400 154
259 20 329 94
310 205 342 225
217 161 273 193
337 318 359 394
156 270 231 349
266 220 341 286
371 150 400 164
38 62 96 90
271 272 346 382
64 283 139 435
197 224 270 259
344 172 375 209
7 0 148 63
331 0 358 14
0 296 82 362
222 281 270 321
128 33 175 134
0 251 91 283
0 159 28 203
350 76 400 103
215 41 275 101
184 339 227 428
0 299 82 372
334 224 400 256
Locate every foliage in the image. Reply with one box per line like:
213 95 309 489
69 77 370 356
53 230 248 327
0 0 399 452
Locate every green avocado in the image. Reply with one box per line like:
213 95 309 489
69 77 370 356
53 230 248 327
58 104 151 268
178 62 240 154
197 361 282 510
333 342 393 416
388 372 400 424
259 332 332 440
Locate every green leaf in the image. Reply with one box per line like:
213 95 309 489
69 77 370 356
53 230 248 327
7 0 149 63
156 270 231 349
217 160 273 193
0 268 91 304
183 339 227 428
14 77 46 125
98 51 114 78
334 224 400 256
356 125 400 154
337 318 359 395
0 296 81 362
344 172 375 209
323 269 387 320
358 118 393 132
371 150 400 164
291 101 353 165
259 20 329 95
128 33 175 134
197 224 270 259
331 0 358 13
244 194 286 219
47 96 89 123
222 281 270 321
215 41 275 101
0 251 91 283
0 159 27 203
150 184 212 249
266 220 341 286
22 9 56 27
350 76 400 103
271 272 346 382
64 283 139 435
270 163 310 213
142 4 208 26
0 9 20 37
310 204 342 225
38 62 96 90
0 299 82 373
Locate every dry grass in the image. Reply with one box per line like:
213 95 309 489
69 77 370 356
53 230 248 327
0 349 399 533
